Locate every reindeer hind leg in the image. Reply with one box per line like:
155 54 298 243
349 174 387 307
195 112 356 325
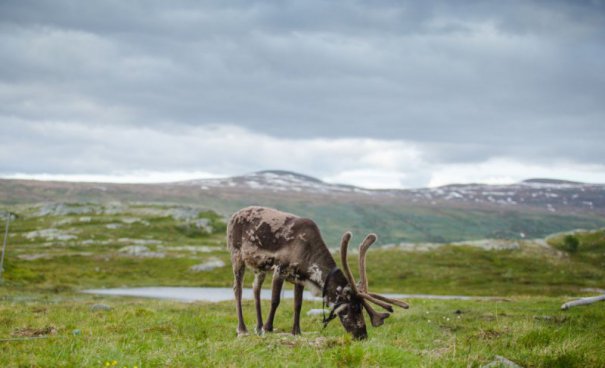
264 269 284 332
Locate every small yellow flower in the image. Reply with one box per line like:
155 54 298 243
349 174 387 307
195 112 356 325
112 361 117 366
105 362 110 367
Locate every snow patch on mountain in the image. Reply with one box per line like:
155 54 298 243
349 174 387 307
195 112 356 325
176 171 605 214
179 170 374 195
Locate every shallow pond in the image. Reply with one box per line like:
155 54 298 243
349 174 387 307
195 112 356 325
82 287 476 302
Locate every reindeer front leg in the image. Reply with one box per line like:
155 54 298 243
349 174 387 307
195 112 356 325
232 255 248 337
292 283 304 335
253 272 266 334
264 269 284 332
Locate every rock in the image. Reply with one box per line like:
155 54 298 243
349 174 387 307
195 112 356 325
102 202 127 214
19 252 92 261
121 217 149 225
388 239 522 252
388 242 445 252
90 304 111 312
17 254 51 260
170 207 201 221
118 245 165 258
307 309 328 316
0 211 17 221
81 239 112 246
481 355 524 368
24 229 77 241
37 203 100 216
157 245 221 253
117 238 161 245
194 218 213 233
190 257 226 272
119 245 150 254
53 218 74 226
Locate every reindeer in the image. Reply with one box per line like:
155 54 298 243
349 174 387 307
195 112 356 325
227 206 408 339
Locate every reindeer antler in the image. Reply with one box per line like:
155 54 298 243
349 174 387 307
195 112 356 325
357 233 410 311
339 232 359 295
357 233 376 293
340 231 409 327
341 232 390 326
367 292 409 309
360 298 390 327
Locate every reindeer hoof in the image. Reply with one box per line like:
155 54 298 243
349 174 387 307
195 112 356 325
236 330 249 338
263 325 274 333
255 326 265 336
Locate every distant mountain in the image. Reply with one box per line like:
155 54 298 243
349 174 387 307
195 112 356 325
522 178 583 185
177 170 368 195
173 170 605 216
404 179 604 215
1 171 604 245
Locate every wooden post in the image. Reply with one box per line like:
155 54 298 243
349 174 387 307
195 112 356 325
561 294 605 310
0 213 9 281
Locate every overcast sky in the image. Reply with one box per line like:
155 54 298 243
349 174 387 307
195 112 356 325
1 0 604 188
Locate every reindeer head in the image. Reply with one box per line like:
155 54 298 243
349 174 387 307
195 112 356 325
324 232 409 340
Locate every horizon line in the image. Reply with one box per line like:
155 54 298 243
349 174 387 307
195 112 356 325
0 170 594 190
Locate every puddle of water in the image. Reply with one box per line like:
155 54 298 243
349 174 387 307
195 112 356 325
83 287 320 302
82 287 477 302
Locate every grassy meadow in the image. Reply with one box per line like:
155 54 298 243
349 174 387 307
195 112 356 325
1 203 605 367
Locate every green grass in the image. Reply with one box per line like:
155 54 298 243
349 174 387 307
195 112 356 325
2 204 604 296
237 200 605 245
1 291 604 367
4 239 605 297
364 244 605 296
1 203 605 366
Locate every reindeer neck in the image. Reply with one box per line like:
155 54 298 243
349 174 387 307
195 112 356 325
301 245 337 295
322 268 349 305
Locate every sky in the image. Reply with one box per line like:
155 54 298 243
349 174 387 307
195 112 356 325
1 0 604 189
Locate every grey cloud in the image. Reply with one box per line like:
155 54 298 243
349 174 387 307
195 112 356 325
1 0 604 182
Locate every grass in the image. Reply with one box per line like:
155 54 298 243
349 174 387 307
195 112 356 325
5 237 605 297
1 202 605 366
1 291 604 367
240 200 605 245
2 203 605 297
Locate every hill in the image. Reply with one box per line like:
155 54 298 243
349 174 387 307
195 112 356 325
1 170 604 245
